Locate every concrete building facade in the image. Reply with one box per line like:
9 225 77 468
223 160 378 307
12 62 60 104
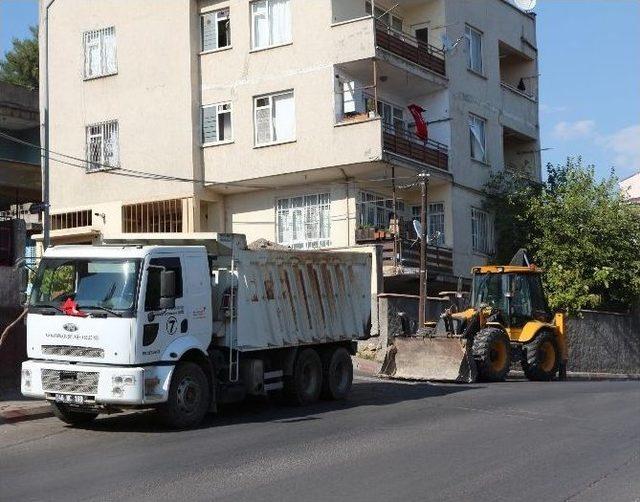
40 0 540 289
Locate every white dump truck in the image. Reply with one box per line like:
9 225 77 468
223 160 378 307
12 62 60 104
21 234 374 428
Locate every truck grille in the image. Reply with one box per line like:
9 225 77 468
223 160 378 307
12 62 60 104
41 369 99 394
42 345 105 359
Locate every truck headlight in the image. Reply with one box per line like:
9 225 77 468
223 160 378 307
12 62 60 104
112 375 135 386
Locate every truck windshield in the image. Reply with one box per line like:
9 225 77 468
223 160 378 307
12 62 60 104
29 258 141 315
471 273 509 312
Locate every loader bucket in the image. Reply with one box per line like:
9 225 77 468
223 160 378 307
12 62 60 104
380 336 477 383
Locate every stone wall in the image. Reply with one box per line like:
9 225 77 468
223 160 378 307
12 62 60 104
567 309 640 374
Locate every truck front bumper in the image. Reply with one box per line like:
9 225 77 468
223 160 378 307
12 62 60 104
21 360 175 406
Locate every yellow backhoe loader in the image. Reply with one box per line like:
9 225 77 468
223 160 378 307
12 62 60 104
381 250 567 383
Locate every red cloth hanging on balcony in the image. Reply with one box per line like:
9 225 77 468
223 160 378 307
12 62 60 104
408 104 428 141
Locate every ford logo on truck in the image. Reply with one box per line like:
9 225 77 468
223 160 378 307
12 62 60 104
63 323 78 332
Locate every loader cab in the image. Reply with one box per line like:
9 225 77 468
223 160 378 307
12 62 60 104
471 267 552 328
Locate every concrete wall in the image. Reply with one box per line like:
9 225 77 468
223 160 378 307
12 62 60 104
567 310 640 374
0 219 27 308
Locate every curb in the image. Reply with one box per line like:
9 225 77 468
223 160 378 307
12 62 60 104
0 404 53 425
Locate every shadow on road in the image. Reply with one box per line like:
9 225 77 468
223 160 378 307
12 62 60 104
77 378 479 434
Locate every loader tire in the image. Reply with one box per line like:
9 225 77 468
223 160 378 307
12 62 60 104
50 402 98 426
472 327 511 382
522 331 559 381
158 362 210 429
284 348 323 406
321 347 353 401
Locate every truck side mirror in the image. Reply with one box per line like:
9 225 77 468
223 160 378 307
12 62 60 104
19 291 28 307
160 270 176 310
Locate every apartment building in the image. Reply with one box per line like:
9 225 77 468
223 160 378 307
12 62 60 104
40 0 540 289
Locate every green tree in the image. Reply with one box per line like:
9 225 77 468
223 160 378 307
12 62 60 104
485 157 640 314
0 26 39 90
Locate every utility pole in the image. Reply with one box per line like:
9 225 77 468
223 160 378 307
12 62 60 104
42 0 59 250
418 172 429 327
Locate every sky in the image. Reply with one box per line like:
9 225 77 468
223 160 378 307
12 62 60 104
1 0 638 181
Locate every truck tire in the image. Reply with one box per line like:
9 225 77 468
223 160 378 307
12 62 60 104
284 348 323 405
472 327 511 382
522 331 559 381
321 347 353 400
158 362 210 429
50 402 98 426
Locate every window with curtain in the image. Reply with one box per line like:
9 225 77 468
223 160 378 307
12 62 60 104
201 9 230 52
251 0 291 50
254 91 295 145
83 27 117 79
276 194 331 249
202 102 232 144
358 191 404 229
465 25 483 74
471 207 492 254
469 114 486 162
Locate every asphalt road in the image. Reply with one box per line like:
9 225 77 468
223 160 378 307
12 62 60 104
1 375 639 502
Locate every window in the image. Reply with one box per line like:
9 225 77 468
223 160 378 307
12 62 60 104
201 9 231 51
202 102 232 144
469 114 486 162
365 1 403 31
375 99 404 133
465 25 483 74
411 202 445 245
251 0 291 50
358 191 404 229
471 207 492 254
276 194 330 249
83 27 117 79
122 198 186 233
86 120 119 171
254 91 295 145
146 257 183 311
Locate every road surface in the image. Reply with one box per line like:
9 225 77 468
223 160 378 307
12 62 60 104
1 375 639 501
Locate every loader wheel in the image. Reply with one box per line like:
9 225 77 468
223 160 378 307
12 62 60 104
50 402 98 426
158 362 210 429
523 331 559 381
472 328 511 382
284 348 323 405
321 347 353 400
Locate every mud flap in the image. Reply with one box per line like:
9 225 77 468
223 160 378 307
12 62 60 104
380 336 478 383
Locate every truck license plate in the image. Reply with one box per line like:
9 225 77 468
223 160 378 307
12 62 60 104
55 394 85 405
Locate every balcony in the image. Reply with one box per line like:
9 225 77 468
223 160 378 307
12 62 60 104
375 21 446 77
382 123 448 172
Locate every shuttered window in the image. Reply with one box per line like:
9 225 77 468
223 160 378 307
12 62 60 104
86 120 119 171
201 9 230 52
83 27 117 79
276 194 331 249
254 91 295 145
202 102 232 144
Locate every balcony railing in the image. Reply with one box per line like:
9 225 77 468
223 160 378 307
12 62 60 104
382 123 448 171
375 20 446 76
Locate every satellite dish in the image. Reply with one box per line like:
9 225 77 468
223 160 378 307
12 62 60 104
413 219 423 240
513 0 537 11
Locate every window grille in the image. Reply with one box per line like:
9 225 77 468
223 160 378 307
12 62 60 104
83 27 117 79
276 193 330 249
86 120 119 171
471 207 492 254
122 199 186 233
51 210 93 231
413 202 446 245
254 91 295 145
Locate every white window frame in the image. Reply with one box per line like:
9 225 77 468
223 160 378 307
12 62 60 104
469 113 487 162
202 102 233 145
365 1 403 31
85 120 119 171
83 27 117 80
276 193 331 249
251 0 292 51
200 9 231 53
465 25 483 74
471 207 492 254
412 202 446 245
358 190 405 229
254 90 295 146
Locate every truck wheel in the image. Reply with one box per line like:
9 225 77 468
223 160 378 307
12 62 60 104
50 402 98 426
472 327 511 382
522 331 559 381
158 362 210 429
321 347 353 400
284 348 323 405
